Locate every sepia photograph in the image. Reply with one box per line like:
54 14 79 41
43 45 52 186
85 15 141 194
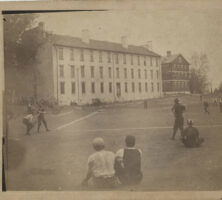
2 4 222 194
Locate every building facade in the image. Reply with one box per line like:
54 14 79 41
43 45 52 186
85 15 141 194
25 24 163 105
161 51 190 94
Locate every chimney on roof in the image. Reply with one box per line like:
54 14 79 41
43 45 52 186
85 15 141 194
121 36 128 48
82 29 90 44
143 41 152 51
167 51 171 57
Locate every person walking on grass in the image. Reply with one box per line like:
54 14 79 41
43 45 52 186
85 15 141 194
115 135 143 185
82 138 117 188
203 101 210 114
219 99 222 113
37 104 49 133
171 98 186 140
182 119 204 148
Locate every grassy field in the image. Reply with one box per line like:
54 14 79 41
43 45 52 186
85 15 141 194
5 94 222 191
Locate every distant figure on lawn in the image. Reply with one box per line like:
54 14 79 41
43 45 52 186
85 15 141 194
219 99 222 113
182 119 204 148
27 103 34 114
22 113 35 135
144 99 148 109
115 135 143 185
203 101 210 114
37 104 49 133
171 98 186 140
82 137 117 188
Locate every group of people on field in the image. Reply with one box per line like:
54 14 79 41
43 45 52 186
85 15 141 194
171 98 204 148
22 103 49 135
82 135 142 188
200 95 222 114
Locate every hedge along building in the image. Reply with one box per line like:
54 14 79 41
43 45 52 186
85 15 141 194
24 23 163 105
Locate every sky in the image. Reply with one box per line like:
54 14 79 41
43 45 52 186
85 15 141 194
37 7 222 88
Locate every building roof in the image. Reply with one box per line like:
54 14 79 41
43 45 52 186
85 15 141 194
162 54 190 65
50 34 161 57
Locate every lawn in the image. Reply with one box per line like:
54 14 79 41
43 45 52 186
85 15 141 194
5 94 222 191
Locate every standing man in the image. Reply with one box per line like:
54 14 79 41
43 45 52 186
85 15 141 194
23 113 35 135
171 98 186 140
37 104 49 133
203 101 210 114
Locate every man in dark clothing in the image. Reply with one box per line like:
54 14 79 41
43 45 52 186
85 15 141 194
203 101 210 114
182 119 204 148
37 105 49 133
115 135 143 185
171 98 186 140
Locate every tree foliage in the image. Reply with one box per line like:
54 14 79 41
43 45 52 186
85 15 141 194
189 53 210 94
3 14 38 68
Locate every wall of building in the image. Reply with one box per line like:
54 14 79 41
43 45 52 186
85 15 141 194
52 45 163 105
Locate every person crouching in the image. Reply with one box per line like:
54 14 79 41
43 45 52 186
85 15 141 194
82 137 117 188
182 119 204 148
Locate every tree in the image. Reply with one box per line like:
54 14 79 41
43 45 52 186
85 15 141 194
189 53 210 94
3 14 38 68
4 14 48 100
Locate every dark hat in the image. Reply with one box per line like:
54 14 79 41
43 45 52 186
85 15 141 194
174 98 179 103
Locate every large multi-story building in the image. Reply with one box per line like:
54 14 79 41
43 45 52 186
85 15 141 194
22 23 163 105
161 51 190 94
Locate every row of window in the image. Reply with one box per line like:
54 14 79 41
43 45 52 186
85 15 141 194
60 81 160 95
58 47 159 67
173 64 188 71
59 65 160 80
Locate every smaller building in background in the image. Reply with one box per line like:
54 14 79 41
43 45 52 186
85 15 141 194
161 51 190 94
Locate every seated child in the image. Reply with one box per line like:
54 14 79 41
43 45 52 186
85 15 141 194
115 135 143 185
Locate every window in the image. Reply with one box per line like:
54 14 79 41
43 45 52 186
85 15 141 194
138 82 142 93
108 67 112 78
100 82 104 93
80 49 84 61
150 70 153 80
116 68 120 78
99 51 102 63
156 70 159 79
124 68 127 79
81 82 86 94
100 66 103 78
132 82 135 93
59 65 64 78
60 82 65 94
145 82 148 92
109 82 112 93
151 82 154 92
58 47 63 60
90 50 94 62
125 82 128 93
91 82 95 94
71 82 75 94
138 69 141 79
91 66 94 78
123 54 126 64
157 82 160 92
131 55 133 65
70 48 74 61
81 65 85 78
144 56 146 66
115 54 119 64
156 57 158 67
131 69 134 79
137 55 140 65
150 57 153 66
145 69 147 79
107 52 111 63
70 65 75 78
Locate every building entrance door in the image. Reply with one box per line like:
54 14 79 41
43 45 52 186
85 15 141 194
116 82 121 98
